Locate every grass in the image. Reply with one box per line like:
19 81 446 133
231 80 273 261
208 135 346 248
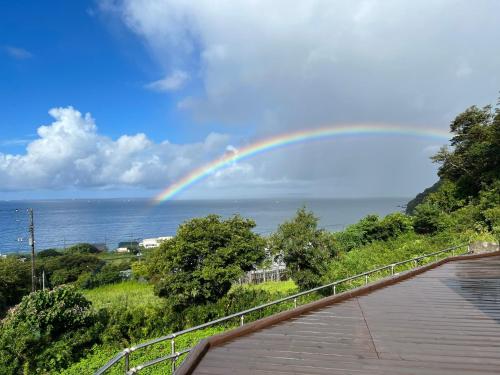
67 278 298 374
97 252 139 261
83 280 162 310
85 278 297 312
59 325 229 375
239 279 297 295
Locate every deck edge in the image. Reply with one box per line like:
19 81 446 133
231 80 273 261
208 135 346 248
174 249 500 375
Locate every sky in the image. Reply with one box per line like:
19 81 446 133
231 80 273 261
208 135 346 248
1 0 499 201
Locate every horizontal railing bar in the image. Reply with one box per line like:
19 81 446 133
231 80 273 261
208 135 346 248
126 349 191 374
96 243 467 374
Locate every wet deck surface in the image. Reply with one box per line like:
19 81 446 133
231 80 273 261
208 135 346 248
193 256 500 374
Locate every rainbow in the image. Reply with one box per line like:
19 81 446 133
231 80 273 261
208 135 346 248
153 124 450 203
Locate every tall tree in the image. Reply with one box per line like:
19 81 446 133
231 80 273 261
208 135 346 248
432 104 499 198
148 215 265 310
271 208 332 290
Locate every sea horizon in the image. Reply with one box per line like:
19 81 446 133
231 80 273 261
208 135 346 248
0 197 409 254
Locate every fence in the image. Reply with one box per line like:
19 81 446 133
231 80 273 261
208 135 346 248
95 243 469 375
239 268 287 284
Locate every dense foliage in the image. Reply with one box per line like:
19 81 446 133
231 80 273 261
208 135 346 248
333 212 413 252
66 243 101 254
39 253 104 287
75 260 130 289
0 257 31 317
147 215 266 310
0 287 101 374
37 248 63 258
432 104 499 198
407 102 500 239
270 208 333 290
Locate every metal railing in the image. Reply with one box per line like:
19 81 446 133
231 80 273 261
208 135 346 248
96 243 469 375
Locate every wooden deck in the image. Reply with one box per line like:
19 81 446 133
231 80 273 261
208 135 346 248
188 255 500 374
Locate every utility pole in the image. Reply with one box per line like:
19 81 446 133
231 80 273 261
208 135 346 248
29 208 36 292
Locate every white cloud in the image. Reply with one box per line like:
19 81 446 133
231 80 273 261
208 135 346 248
93 0 499 198
4 46 33 60
107 0 500 128
0 107 234 192
146 70 189 91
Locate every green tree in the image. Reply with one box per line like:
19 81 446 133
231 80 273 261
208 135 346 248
0 257 31 317
431 104 500 198
270 208 332 290
0 286 100 374
148 214 265 310
66 243 101 254
378 212 414 239
37 248 62 258
412 203 451 234
40 253 103 287
333 212 413 252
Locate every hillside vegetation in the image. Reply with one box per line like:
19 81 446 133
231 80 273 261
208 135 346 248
0 100 498 374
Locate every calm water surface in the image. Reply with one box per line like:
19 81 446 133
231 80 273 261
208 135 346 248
0 198 408 253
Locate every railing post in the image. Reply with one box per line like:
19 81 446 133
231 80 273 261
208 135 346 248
171 336 176 373
333 284 336 295
294 297 297 308
240 315 245 326
365 275 368 285
124 349 130 374
391 264 395 276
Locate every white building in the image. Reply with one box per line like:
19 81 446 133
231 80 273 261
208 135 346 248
139 236 172 249
116 247 130 253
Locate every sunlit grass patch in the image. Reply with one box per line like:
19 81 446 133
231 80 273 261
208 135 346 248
84 280 162 310
238 279 297 295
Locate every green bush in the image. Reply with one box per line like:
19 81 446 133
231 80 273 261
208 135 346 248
66 243 101 254
40 253 104 287
0 287 101 374
333 212 413 252
270 208 333 291
76 261 131 289
37 248 62 258
0 257 31 317
148 214 266 310
412 203 450 234
131 261 149 280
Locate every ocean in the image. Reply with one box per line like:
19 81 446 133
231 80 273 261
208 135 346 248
0 197 408 253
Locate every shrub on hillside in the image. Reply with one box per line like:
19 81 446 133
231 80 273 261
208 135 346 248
378 212 414 239
66 243 101 254
40 253 104 287
334 212 413 252
0 287 101 374
412 203 451 234
0 257 31 317
37 248 62 258
131 260 149 280
75 261 130 289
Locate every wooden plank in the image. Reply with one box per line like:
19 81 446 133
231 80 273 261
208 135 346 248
179 251 500 374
